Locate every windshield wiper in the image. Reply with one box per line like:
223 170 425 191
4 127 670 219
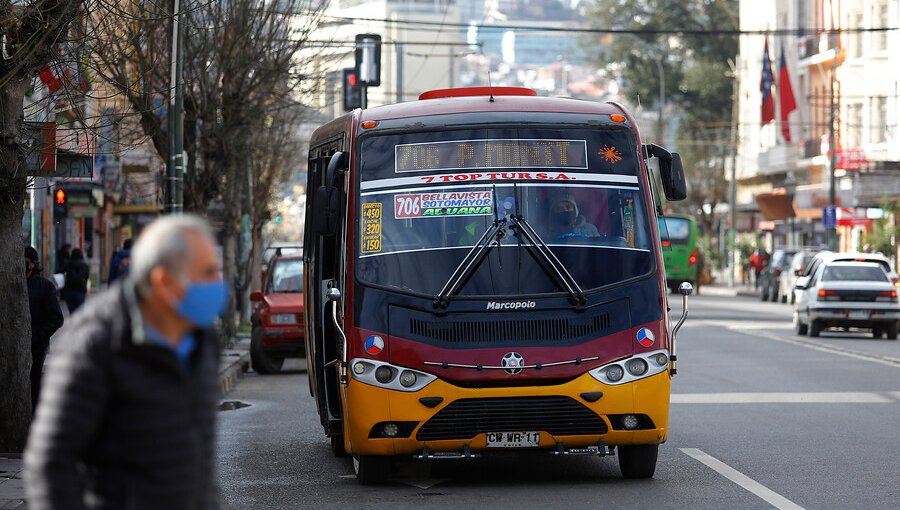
433 217 507 309
509 214 587 308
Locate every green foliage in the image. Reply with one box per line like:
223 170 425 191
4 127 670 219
863 199 900 260
698 234 723 269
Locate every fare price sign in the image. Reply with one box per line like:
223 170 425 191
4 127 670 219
395 139 588 173
360 202 383 253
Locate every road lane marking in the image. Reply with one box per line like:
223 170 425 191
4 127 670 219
672 392 892 404
694 319 900 369
889 392 900 402
680 448 805 510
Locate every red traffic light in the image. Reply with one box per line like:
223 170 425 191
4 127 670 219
347 72 357 86
55 189 66 204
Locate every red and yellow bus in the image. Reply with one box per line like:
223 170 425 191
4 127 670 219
304 87 692 484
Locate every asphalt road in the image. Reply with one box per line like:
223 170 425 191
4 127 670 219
217 293 900 509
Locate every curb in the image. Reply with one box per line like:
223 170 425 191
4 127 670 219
219 351 250 395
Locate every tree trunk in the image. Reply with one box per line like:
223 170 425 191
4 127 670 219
220 161 241 344
0 77 34 452
249 223 263 294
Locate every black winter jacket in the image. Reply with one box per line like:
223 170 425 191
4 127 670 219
24 282 221 510
26 272 64 352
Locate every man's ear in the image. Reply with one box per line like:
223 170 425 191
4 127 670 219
150 266 182 303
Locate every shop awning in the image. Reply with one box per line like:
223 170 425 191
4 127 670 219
754 191 796 221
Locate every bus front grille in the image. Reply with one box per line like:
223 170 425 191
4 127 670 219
409 314 610 346
416 396 607 441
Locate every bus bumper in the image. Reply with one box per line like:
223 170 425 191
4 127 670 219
342 370 670 457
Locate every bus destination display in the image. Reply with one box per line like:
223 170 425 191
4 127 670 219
395 139 588 173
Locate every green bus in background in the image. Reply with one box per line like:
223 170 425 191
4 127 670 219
659 214 699 294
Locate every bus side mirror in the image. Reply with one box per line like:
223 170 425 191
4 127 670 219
313 152 348 236
644 144 687 201
661 153 687 201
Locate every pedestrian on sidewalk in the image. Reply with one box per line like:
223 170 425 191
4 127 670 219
108 238 133 284
748 248 769 290
61 248 90 314
25 246 64 413
55 243 71 275
25 215 227 510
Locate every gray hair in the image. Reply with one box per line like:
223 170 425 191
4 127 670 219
130 214 215 298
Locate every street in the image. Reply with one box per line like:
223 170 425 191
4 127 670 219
216 292 900 510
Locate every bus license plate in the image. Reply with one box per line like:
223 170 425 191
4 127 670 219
485 431 540 448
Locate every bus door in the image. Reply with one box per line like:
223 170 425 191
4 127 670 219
305 137 346 435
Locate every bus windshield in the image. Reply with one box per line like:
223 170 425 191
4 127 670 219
356 127 654 297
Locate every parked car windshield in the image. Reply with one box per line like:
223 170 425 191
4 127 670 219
822 264 888 282
270 259 304 292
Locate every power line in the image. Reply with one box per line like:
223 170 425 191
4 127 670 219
324 15 899 36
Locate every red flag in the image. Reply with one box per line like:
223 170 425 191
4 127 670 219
778 46 797 142
760 38 775 125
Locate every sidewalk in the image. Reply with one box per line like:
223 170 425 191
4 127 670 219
700 282 759 298
0 338 250 509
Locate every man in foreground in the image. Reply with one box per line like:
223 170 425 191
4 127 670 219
25 215 227 510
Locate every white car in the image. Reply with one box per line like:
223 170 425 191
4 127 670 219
793 260 900 339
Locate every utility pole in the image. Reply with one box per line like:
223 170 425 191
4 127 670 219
396 43 404 102
727 57 740 287
654 57 666 143
826 43 837 250
167 0 184 215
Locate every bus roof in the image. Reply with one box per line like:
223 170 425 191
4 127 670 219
361 94 631 123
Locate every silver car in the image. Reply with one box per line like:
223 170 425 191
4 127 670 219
793 260 900 339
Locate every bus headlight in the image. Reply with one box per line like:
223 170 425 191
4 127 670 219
589 350 670 385
606 365 624 382
375 366 394 384
349 359 437 392
626 358 648 376
399 370 417 388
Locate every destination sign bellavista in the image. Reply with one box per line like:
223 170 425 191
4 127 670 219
395 139 588 173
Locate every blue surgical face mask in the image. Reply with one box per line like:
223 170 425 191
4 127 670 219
175 279 228 328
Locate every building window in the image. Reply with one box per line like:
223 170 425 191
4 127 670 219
850 13 863 58
870 96 887 144
847 103 863 149
872 1 889 51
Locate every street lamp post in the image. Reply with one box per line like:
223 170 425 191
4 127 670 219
654 56 665 143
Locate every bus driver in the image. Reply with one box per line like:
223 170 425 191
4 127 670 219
549 191 600 239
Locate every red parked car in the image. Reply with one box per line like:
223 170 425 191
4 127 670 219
250 254 305 374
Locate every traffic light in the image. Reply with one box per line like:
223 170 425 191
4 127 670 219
342 68 362 112
54 188 68 218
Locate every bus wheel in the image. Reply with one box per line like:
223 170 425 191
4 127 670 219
330 435 348 457
353 455 390 485
618 444 658 479
250 328 284 374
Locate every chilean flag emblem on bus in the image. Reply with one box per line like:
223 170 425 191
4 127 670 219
636 328 655 347
365 335 385 355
